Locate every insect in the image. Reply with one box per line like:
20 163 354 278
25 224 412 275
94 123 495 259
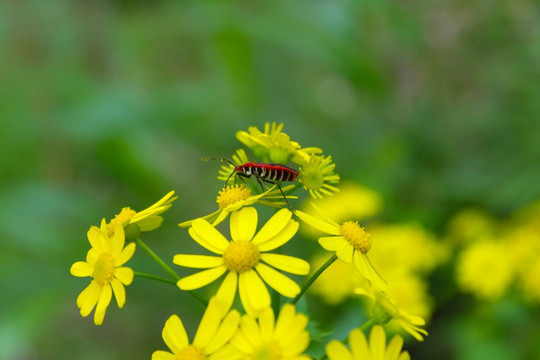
204 158 298 210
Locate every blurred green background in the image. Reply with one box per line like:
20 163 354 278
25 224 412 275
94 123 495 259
1 0 539 359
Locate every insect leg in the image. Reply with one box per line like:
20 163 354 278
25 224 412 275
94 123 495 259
263 179 294 211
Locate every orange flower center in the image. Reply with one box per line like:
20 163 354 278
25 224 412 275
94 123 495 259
93 253 115 285
223 241 260 273
340 221 372 253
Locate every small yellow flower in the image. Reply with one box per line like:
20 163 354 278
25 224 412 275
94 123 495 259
151 297 241 360
179 184 297 228
326 326 410 360
355 277 428 341
70 220 135 325
236 122 321 165
175 207 310 316
230 304 311 360
107 191 177 237
295 204 386 291
298 155 340 199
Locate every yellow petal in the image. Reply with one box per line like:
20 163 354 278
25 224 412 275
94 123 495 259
336 243 354 263
275 309 308 347
257 307 275 343
177 266 227 290
205 310 241 354
260 253 310 275
239 313 263 347
70 261 93 277
326 340 353 360
190 219 230 254
216 272 238 313
251 209 292 245
94 283 112 325
173 254 224 269
239 270 270 315
274 304 295 341
151 350 176 360
256 220 299 252
386 333 405 360
115 267 134 285
369 325 386 359
162 315 189 354
116 242 136 267
111 224 126 259
194 297 223 349
255 263 300 298
137 215 163 231
230 207 258 242
110 277 126 308
281 330 309 356
77 281 100 316
349 328 369 358
318 236 346 251
294 210 340 235
87 225 106 252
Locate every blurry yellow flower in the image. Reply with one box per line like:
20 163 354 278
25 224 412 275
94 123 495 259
151 297 241 360
445 209 495 246
456 240 514 300
296 204 386 291
326 326 410 360
309 253 359 305
70 220 135 325
175 207 310 315
179 184 296 228
519 259 540 302
369 223 449 277
236 122 321 165
301 182 382 230
355 277 428 341
230 304 310 360
107 191 177 237
298 155 340 199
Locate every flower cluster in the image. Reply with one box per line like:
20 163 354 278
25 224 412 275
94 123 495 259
70 123 434 359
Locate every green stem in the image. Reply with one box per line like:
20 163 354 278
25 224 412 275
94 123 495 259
290 254 337 305
134 237 208 306
134 237 179 281
134 271 177 285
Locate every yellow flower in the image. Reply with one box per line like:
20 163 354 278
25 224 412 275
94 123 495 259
456 240 514 300
230 304 310 360
295 204 386 291
326 326 410 360
107 191 177 237
355 277 428 341
179 184 297 228
70 220 135 325
309 253 359 305
236 122 321 165
152 297 241 360
175 207 310 315
298 155 340 199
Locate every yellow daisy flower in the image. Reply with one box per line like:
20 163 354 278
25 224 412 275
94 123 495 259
230 304 311 360
236 122 321 165
70 220 135 325
179 184 296 228
152 297 241 360
326 326 410 360
298 155 340 199
107 190 177 237
295 204 386 292
355 277 428 341
175 207 310 316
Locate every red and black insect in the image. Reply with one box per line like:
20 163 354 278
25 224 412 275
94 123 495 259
205 158 298 209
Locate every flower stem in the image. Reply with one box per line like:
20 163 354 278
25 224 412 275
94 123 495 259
134 271 176 285
134 238 208 306
290 254 337 305
135 237 179 281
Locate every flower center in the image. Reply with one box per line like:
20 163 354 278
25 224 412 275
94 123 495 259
300 167 324 190
252 342 282 360
340 221 372 253
108 207 136 236
217 185 252 209
175 345 207 360
93 253 115 286
223 241 260 273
